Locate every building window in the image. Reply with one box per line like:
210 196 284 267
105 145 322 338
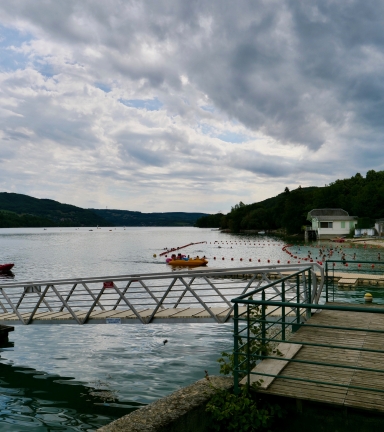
341 221 345 228
320 222 333 228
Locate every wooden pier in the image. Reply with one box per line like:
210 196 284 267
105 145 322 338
247 304 384 412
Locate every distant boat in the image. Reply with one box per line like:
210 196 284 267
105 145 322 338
166 258 208 267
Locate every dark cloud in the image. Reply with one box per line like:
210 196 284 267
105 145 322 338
0 1 384 211
2 0 383 149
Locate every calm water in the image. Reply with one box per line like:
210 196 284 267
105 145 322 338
0 227 382 430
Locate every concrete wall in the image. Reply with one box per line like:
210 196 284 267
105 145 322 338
98 377 384 432
97 376 233 432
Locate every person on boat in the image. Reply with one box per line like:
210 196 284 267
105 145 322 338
171 254 177 260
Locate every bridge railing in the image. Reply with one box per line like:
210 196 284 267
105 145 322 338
231 268 384 398
0 264 323 325
325 259 384 302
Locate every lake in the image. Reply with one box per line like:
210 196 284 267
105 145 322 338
0 227 381 430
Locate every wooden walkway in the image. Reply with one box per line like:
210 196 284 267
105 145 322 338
0 305 300 325
261 304 384 412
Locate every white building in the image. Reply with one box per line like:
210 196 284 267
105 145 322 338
307 209 358 239
375 219 384 237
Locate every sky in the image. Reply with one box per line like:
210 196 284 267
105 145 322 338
0 1 383 213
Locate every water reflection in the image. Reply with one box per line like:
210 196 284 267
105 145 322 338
0 360 140 431
0 272 15 280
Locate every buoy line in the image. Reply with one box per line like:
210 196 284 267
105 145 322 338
159 241 207 256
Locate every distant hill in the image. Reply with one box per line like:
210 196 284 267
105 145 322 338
196 170 384 234
0 193 109 227
91 209 208 227
0 192 209 228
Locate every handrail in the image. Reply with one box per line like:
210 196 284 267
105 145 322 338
232 263 384 401
0 264 323 325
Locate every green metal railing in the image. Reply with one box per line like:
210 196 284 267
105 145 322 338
232 266 384 396
325 259 384 302
232 267 313 393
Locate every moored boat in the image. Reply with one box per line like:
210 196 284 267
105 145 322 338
0 263 14 272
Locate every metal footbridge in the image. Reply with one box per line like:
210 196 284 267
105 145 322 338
0 264 323 325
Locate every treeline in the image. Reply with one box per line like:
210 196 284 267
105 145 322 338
91 209 208 226
0 192 109 227
0 210 56 228
195 170 384 234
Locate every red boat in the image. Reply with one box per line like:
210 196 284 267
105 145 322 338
0 264 14 272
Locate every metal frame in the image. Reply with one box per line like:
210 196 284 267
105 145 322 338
232 264 384 397
0 264 323 325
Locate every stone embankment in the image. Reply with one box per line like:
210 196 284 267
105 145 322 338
97 376 233 432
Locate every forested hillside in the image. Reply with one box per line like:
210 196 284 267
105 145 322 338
0 192 208 227
91 209 208 226
0 210 56 228
196 170 384 234
0 193 109 227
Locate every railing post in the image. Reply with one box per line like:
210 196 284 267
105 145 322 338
247 304 250 390
325 261 329 303
261 290 266 349
233 302 239 395
296 275 300 326
281 281 286 341
307 270 312 320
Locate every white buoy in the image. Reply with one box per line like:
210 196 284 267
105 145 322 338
364 292 373 302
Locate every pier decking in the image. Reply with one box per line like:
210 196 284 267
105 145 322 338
261 305 384 412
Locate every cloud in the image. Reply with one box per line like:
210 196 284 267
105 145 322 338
0 1 383 212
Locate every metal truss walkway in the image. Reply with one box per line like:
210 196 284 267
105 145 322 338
0 264 323 325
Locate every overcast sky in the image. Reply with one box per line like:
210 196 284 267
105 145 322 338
0 1 383 213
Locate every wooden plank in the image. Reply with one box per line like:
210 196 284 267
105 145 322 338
240 343 302 388
154 307 190 318
193 307 229 318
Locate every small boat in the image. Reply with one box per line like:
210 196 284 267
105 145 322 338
167 258 208 267
0 264 14 272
